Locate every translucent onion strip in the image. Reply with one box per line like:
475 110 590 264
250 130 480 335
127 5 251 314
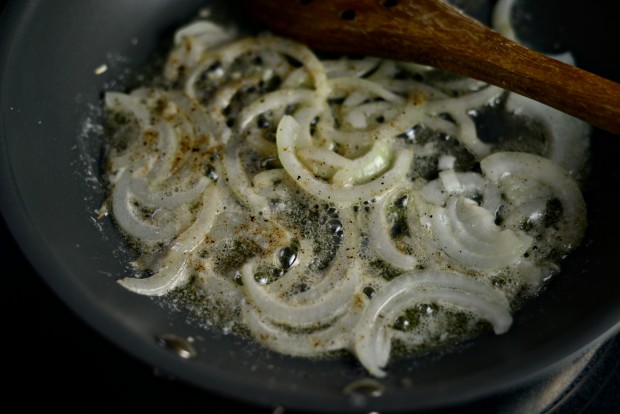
240 259 360 328
165 20 237 81
237 89 317 131
481 152 587 251
285 207 360 306
331 139 395 187
253 206 360 309
367 188 417 270
353 270 512 377
129 175 209 209
242 298 363 357
222 133 271 212
185 36 330 100
324 57 381 77
118 184 220 295
329 77 406 105
423 85 502 158
111 170 180 242
429 196 532 269
422 170 502 215
105 92 151 128
277 116 414 203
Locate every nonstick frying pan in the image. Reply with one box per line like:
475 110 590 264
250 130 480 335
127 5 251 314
1 0 619 412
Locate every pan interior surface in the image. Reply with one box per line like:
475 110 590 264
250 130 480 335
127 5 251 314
1 0 619 411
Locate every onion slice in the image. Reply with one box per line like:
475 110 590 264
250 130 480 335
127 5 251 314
481 152 587 252
277 116 413 203
118 184 220 296
367 188 418 270
429 196 532 269
354 270 512 377
240 259 361 328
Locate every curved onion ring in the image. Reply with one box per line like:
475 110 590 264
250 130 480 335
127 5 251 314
277 115 413 203
111 170 181 242
366 187 418 270
353 270 512 377
481 152 587 251
429 196 532 269
423 85 502 158
240 259 361 328
129 175 210 209
118 184 220 295
185 36 330 100
165 20 237 81
422 170 502 215
242 297 363 357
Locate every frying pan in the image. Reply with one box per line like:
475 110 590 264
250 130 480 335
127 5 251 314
1 0 619 412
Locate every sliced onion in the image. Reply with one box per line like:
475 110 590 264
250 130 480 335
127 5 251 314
185 36 330 101
129 175 209 209
208 75 260 110
500 198 547 231
331 139 395 187
222 132 270 212
143 120 181 185
430 196 532 269
329 77 406 104
481 152 587 251
165 20 236 81
422 170 502 215
237 89 316 131
118 184 220 295
353 270 512 377
342 101 401 129
277 116 413 203
376 78 449 100
324 57 381 78
290 105 322 148
287 207 360 305
242 298 362 356
111 170 180 242
104 19 592 380
367 188 417 270
105 92 151 128
438 155 456 170
259 206 359 307
118 251 189 296
240 258 360 328
424 85 502 158
297 146 350 179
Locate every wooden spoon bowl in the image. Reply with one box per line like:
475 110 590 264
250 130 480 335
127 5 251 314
245 0 620 135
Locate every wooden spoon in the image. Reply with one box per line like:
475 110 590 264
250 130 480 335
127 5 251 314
244 0 620 135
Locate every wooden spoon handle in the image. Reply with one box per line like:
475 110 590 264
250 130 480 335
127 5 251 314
247 0 620 135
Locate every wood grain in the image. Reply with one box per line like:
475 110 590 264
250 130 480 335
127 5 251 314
246 0 620 135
